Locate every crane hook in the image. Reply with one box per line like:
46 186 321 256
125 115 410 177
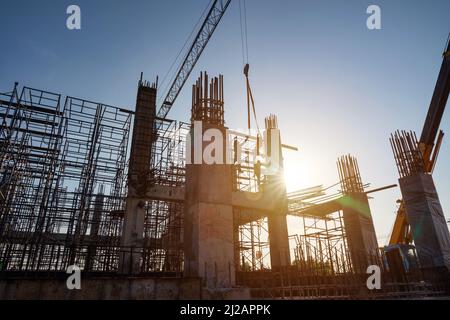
244 63 250 77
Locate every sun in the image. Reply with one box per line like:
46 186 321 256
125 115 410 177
283 153 314 192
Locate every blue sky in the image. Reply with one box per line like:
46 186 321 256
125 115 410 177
1 0 449 244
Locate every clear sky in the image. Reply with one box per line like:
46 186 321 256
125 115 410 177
1 0 449 245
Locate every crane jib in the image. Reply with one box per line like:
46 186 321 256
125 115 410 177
419 39 450 147
156 0 232 120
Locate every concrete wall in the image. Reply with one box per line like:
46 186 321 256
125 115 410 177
0 277 201 300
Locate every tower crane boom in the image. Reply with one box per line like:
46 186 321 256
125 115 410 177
156 0 232 120
419 37 450 170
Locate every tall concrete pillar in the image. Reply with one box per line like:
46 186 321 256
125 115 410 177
86 190 104 271
184 137 235 287
390 131 450 271
184 73 235 288
341 193 379 272
263 116 291 270
338 155 379 273
265 175 291 270
119 78 156 274
399 173 450 270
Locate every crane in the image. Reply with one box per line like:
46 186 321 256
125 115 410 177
389 36 450 246
156 0 232 120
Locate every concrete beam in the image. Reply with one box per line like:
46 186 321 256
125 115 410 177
231 191 276 211
146 185 185 202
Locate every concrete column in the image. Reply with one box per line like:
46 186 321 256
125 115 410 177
120 199 146 274
86 192 104 271
119 81 156 274
265 175 291 270
184 124 235 288
263 121 291 270
341 193 379 273
399 173 450 270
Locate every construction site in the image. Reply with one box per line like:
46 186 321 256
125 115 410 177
1 0 450 300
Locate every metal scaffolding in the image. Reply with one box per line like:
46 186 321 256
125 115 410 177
0 84 132 273
231 131 261 193
237 213 270 271
294 211 352 275
142 119 189 274
229 128 270 272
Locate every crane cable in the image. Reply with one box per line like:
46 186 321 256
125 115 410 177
239 0 261 139
239 0 249 65
244 64 260 135
239 0 263 184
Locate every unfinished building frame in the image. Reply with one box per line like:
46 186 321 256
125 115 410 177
1 74 449 299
